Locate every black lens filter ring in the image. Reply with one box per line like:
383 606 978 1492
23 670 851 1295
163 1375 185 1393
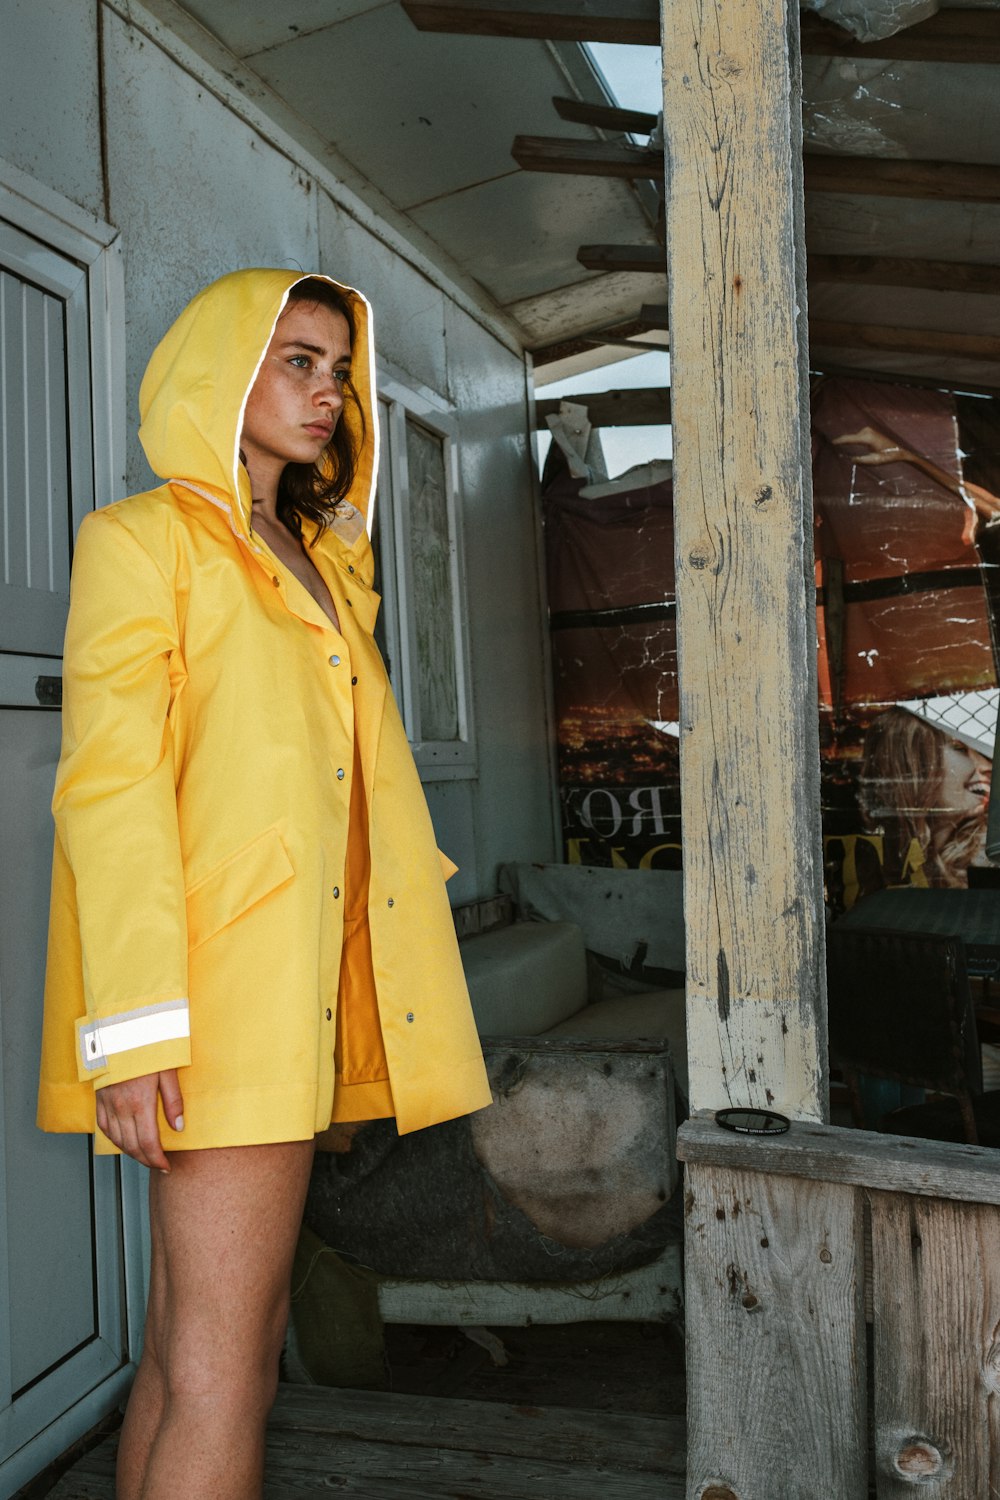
714 1107 791 1136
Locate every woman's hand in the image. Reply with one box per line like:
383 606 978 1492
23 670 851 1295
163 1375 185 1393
95 1069 185 1172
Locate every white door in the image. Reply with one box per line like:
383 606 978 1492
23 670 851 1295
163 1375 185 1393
0 220 138 1497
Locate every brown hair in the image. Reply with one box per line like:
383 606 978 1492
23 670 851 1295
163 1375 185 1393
275 277 365 543
859 707 984 887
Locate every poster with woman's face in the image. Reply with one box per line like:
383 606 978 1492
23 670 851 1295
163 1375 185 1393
545 377 1000 905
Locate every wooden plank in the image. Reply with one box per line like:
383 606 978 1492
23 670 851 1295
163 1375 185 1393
269 1385 684 1473
684 1162 867 1498
801 9 1000 66
54 1390 685 1499
553 96 658 134
535 387 671 427
811 320 1000 362
401 0 659 43
869 1192 1000 1496
661 0 826 1118
678 1115 1000 1207
511 135 664 179
59 1448 678 1500
577 244 666 273
808 254 1000 297
804 156 1000 205
261 1434 675 1498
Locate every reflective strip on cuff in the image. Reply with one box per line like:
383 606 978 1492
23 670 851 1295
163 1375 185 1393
80 999 190 1073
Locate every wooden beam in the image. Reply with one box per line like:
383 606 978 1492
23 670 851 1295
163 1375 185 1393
401 0 658 43
552 96 658 134
404 1 999 62
679 1114 1000 1207
637 303 669 330
530 317 663 365
513 137 1000 205
580 335 671 353
662 0 825 1121
801 8 1000 66
810 362 1000 403
804 155 1000 204
811 320 1000 362
512 135 664 179
577 244 666 273
574 249 1000 294
809 253 1000 297
535 387 671 427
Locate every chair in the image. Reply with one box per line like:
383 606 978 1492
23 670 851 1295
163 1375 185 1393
826 925 1000 1147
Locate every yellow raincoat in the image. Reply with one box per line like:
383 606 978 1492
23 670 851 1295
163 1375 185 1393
37 268 491 1151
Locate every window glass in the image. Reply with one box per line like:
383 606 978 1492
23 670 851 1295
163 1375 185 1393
405 417 458 741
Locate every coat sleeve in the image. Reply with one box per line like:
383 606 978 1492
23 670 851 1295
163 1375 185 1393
53 508 192 1089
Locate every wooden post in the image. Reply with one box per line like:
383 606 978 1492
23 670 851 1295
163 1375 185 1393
661 0 826 1121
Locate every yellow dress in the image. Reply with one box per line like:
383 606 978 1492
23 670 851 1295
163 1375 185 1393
331 699 394 1124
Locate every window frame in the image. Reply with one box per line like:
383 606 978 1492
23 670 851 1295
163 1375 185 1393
373 360 476 780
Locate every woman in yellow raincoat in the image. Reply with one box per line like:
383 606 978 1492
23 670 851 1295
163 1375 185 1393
37 267 491 1499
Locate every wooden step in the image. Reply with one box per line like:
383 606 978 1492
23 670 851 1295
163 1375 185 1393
47 1384 685 1498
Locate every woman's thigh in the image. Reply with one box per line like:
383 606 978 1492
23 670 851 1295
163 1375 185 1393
147 1139 315 1396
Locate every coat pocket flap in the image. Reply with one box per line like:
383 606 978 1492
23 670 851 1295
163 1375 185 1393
186 826 295 950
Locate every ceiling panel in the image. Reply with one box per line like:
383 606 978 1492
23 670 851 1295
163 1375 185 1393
806 193 1000 263
809 283 1000 335
809 346 1000 393
506 271 668 347
180 0 385 58
247 7 603 209
409 171 656 305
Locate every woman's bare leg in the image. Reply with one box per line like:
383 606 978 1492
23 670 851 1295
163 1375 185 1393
115 1175 168 1498
115 1140 315 1500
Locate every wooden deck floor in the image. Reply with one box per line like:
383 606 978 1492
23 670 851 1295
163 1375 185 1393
46 1384 685 1498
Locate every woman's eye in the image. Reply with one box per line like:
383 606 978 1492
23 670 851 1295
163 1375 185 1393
334 369 350 384
289 355 311 370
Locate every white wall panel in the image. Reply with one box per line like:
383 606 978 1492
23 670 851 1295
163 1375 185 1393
0 0 104 220
319 192 449 399
102 8 321 493
443 296 557 891
182 0 386 60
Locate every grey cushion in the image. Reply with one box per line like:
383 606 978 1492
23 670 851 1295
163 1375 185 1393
460 921 588 1037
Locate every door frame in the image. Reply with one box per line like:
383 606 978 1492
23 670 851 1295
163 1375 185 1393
0 154 150 1497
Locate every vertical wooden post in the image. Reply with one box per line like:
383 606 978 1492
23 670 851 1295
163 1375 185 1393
661 0 826 1121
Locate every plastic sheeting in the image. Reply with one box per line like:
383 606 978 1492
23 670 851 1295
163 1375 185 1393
801 0 940 45
802 54 1000 161
544 377 1000 898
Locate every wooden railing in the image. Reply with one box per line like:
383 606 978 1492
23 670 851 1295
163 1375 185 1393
678 1117 1000 1499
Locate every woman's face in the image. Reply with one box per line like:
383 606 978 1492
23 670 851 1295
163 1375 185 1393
240 299 351 478
935 740 991 825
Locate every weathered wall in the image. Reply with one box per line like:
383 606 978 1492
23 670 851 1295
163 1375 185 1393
0 0 556 896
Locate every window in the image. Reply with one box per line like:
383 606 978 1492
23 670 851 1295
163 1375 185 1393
371 364 475 778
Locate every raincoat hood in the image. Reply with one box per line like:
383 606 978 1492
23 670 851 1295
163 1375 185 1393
138 268 378 544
